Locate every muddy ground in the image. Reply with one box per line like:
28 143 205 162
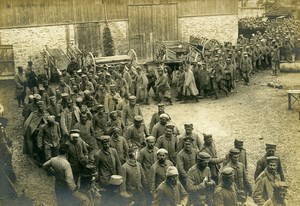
1 70 300 206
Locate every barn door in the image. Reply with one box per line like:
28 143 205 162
0 45 14 77
128 3 178 61
76 23 101 55
128 5 153 61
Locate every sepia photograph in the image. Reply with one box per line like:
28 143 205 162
0 0 299 205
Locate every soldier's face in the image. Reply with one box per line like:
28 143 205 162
129 99 136 106
158 106 164 113
157 153 166 163
197 159 209 170
160 118 168 125
147 139 155 149
185 127 192 134
167 175 178 186
267 162 277 173
165 128 173 137
266 148 275 156
231 154 239 164
184 142 191 151
102 142 110 150
205 138 213 146
70 135 79 143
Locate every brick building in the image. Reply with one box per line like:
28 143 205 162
0 0 238 77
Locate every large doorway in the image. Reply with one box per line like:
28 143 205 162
128 3 178 61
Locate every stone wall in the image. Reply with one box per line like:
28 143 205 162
0 25 73 74
238 7 265 18
178 15 239 44
0 21 128 76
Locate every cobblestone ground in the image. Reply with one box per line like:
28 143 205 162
1 70 300 206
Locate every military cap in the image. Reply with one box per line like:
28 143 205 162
100 135 110 143
39 87 45 91
134 115 143 122
81 74 87 78
203 133 212 139
70 133 80 138
157 67 163 71
136 66 141 70
47 115 55 122
159 113 169 119
146 136 156 142
128 147 136 155
234 138 244 145
28 95 34 100
226 58 231 61
183 136 194 143
33 94 42 100
274 181 288 191
70 129 80 134
157 148 168 155
197 152 211 160
221 167 235 178
129 95 136 100
97 104 104 109
266 143 276 149
84 90 91 95
109 175 123 185
166 166 178 177
166 122 175 129
157 103 165 107
70 77 75 81
229 148 240 155
105 72 111 76
184 124 193 129
76 97 83 102
110 84 116 88
61 93 68 97
267 156 279 163
109 111 117 116
36 100 44 106
77 69 82 73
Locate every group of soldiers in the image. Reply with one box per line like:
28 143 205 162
15 17 297 206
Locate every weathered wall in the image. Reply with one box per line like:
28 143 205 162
0 25 73 73
0 21 128 75
178 15 239 44
106 21 129 55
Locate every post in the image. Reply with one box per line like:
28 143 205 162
288 92 292 110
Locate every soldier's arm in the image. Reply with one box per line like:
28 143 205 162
214 189 225 206
37 125 45 149
149 166 156 194
120 165 127 192
254 160 262 181
151 187 162 206
179 183 188 206
278 158 285 181
252 177 265 206
186 170 206 192
176 154 187 179
242 164 252 196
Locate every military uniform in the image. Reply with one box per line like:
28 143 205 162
149 160 174 193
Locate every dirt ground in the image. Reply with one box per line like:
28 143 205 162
1 70 300 206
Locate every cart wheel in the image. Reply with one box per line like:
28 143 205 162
203 39 221 52
128 49 138 66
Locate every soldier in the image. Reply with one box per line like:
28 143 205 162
155 126 178 165
149 148 174 194
125 115 149 149
106 111 125 136
15 66 27 108
186 151 215 206
214 167 238 206
254 143 284 181
234 138 248 169
22 94 36 121
253 156 282 206
176 137 197 188
121 148 147 206
145 64 157 100
82 90 97 110
66 130 88 185
240 52 252 86
43 144 77 206
109 127 129 164
263 181 288 206
92 104 107 136
37 115 61 163
23 101 49 162
182 63 199 103
222 148 252 204
94 84 107 105
47 96 63 123
155 67 172 105
135 66 149 105
178 123 202 151
149 103 168 133
151 113 169 139
200 133 225 185
152 166 188 206
94 135 122 189
271 44 280 76
104 84 121 114
122 95 143 127
80 74 95 94
57 78 72 95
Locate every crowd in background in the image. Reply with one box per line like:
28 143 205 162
12 17 299 206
